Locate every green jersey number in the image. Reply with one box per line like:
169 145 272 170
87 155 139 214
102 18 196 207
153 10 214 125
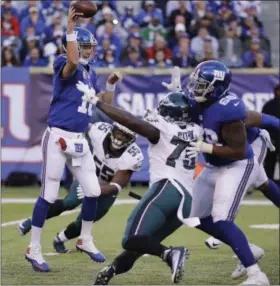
166 136 195 170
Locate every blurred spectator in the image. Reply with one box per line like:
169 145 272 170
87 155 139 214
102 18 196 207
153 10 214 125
172 32 190 54
240 16 264 41
1 0 19 17
168 22 186 50
76 17 96 35
122 46 145 68
243 25 270 52
234 1 262 18
262 84 280 180
219 25 243 67
192 1 207 21
98 22 122 59
200 38 217 62
97 36 117 62
149 50 172 68
96 0 117 13
166 0 193 18
137 0 164 27
172 38 197 68
1 46 20 67
128 22 141 34
20 32 41 62
140 16 167 48
23 46 47 67
120 5 138 30
190 27 219 62
1 7 20 37
121 32 146 62
217 5 237 28
242 38 270 67
97 48 120 68
21 6 45 37
94 6 118 29
168 0 192 31
42 0 68 25
147 34 172 63
19 1 45 22
249 52 271 68
43 12 65 44
190 15 220 39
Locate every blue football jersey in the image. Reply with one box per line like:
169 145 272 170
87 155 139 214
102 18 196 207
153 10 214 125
194 93 254 166
48 54 101 132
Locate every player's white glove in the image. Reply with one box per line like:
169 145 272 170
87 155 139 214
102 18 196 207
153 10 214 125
76 81 99 105
77 184 85 200
259 129 276 152
186 139 214 155
162 66 182 92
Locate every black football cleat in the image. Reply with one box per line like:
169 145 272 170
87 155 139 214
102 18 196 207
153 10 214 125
94 265 116 285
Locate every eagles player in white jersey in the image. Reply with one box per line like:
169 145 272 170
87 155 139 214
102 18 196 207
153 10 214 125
77 82 203 284
18 122 143 257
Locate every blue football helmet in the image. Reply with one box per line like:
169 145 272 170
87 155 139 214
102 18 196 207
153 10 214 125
62 27 98 65
158 92 191 126
187 60 232 103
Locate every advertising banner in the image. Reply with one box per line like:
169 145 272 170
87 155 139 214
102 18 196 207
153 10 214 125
1 68 278 182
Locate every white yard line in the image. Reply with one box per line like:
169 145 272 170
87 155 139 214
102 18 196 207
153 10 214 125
250 224 279 229
0 198 273 228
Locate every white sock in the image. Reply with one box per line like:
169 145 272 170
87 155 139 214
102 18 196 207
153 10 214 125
246 264 261 276
30 226 42 247
80 220 93 238
58 231 68 242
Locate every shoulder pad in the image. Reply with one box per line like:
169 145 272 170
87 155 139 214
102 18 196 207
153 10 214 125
217 95 247 123
88 122 111 141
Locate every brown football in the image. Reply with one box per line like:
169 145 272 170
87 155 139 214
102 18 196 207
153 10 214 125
71 1 98 18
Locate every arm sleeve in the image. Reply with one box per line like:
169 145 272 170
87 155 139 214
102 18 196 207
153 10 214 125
53 55 67 77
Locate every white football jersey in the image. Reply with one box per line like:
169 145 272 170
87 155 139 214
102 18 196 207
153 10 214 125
88 122 144 185
144 110 203 193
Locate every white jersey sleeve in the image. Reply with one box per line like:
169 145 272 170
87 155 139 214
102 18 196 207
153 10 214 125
87 122 111 146
118 143 144 172
143 109 167 132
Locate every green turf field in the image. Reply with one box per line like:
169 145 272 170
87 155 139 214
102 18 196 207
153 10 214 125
1 186 279 285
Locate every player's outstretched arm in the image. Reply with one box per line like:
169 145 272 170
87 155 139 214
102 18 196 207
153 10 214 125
62 7 79 78
96 101 160 144
101 170 133 196
98 72 122 105
245 111 280 130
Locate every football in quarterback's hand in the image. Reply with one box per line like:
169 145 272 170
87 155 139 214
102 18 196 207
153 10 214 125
71 1 98 18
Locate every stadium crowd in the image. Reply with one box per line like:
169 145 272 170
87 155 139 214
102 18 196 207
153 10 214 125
1 0 272 69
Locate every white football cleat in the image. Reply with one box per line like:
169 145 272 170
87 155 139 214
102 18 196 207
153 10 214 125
232 244 265 279
25 244 50 272
76 236 106 263
240 271 270 285
205 237 223 249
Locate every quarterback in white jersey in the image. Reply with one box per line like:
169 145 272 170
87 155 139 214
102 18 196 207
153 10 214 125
84 91 203 284
18 122 144 256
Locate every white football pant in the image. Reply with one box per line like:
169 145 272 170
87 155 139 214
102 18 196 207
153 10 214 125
40 127 101 203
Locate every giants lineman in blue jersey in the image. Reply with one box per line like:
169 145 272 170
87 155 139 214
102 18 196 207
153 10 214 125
183 61 270 285
25 7 122 272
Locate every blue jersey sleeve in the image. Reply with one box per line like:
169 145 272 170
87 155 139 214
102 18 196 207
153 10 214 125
53 55 67 77
218 96 247 123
